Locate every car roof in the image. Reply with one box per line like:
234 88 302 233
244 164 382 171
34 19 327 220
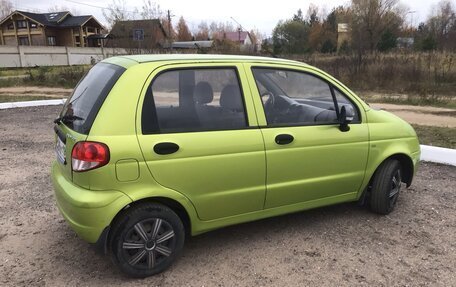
102 54 305 68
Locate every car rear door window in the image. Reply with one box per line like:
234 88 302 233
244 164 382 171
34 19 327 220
142 68 248 134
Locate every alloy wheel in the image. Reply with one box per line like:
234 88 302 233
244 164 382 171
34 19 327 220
121 218 176 270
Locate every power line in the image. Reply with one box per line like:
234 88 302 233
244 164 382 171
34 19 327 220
64 0 140 14
13 5 47 13
230 16 246 31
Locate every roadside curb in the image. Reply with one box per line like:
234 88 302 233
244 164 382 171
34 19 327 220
420 145 456 167
0 99 66 109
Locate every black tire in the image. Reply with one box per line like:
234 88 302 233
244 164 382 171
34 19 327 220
110 202 185 278
369 159 402 215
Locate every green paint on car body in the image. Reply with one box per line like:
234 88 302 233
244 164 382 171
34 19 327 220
52 54 420 246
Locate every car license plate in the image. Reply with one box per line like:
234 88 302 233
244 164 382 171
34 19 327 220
55 137 66 164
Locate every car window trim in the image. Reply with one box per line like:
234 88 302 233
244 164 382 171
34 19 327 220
250 66 362 127
331 85 362 124
142 65 251 135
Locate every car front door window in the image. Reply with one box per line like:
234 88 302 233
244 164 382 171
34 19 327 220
252 68 339 126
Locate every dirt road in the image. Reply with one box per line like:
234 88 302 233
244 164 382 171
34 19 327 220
370 103 456 128
0 105 455 286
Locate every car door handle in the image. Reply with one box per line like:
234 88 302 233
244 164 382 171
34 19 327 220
154 142 179 155
275 134 294 145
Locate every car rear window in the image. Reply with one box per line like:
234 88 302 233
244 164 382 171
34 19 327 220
60 62 125 134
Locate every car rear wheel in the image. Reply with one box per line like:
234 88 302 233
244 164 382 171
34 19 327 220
369 159 402 215
110 203 185 277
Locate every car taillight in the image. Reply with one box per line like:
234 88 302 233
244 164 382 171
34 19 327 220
71 141 109 172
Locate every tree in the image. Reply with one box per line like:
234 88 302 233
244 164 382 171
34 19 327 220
195 21 209 40
427 1 456 50
414 1 456 51
102 0 133 28
321 39 337 53
48 5 81 15
306 4 320 27
377 29 397 51
140 0 162 19
0 0 13 19
350 0 404 53
161 17 176 40
293 9 305 23
176 16 192 41
208 21 236 39
272 16 310 54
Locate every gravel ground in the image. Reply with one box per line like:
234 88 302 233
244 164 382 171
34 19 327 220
0 106 455 286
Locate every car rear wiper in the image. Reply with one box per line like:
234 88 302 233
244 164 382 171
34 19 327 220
54 115 84 124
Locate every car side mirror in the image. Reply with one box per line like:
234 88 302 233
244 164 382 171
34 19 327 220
339 105 354 132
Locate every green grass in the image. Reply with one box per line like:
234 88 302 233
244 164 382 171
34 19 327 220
0 68 29 77
0 65 90 89
413 124 456 149
0 95 60 102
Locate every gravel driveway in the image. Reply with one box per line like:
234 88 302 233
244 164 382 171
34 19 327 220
0 106 455 286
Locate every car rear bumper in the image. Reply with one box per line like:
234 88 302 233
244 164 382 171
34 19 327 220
51 162 132 243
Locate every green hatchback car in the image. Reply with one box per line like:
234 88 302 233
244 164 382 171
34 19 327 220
52 54 420 277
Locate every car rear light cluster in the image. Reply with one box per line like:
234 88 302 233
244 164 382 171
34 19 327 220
72 141 110 172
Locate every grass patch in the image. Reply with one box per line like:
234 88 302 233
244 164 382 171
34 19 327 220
413 124 456 149
0 68 29 77
0 95 60 102
0 65 90 88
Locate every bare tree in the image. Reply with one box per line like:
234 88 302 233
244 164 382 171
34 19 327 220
427 0 456 50
0 0 13 19
48 5 81 15
208 21 236 39
350 0 405 53
161 17 176 40
176 16 192 41
102 0 133 28
140 0 162 19
306 3 320 26
195 21 209 40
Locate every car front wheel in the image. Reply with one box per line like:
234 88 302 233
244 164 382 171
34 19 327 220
369 159 402 215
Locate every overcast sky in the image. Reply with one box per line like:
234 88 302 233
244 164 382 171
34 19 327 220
11 0 444 36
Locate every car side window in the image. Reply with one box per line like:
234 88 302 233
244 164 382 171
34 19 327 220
252 68 339 126
142 68 247 134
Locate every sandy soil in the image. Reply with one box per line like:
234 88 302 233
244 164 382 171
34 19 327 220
0 105 455 286
370 103 456 128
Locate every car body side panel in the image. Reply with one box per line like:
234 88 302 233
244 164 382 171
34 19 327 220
357 109 421 196
242 63 369 208
135 62 267 221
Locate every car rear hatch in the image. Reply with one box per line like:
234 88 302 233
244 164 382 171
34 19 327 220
53 62 126 184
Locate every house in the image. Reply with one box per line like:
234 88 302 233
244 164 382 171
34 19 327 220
221 31 253 46
164 40 214 50
397 37 414 49
337 23 350 51
106 20 167 50
0 10 105 47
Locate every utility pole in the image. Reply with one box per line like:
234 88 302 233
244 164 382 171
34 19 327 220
167 10 172 38
167 10 174 51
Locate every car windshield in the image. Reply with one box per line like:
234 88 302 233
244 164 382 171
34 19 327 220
60 63 125 134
